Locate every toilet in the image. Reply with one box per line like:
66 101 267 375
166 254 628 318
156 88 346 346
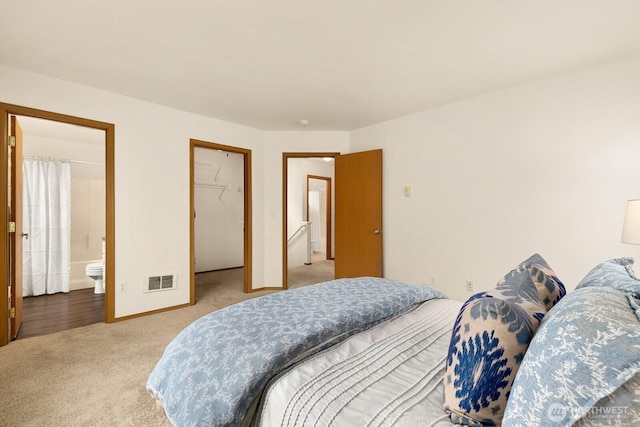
85 262 105 294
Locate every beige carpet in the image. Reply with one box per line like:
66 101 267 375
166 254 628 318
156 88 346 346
287 258 334 288
0 261 333 427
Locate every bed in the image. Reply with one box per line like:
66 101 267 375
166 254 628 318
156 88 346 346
147 255 640 426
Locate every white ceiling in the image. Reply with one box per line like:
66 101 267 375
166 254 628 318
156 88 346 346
2 1 640 131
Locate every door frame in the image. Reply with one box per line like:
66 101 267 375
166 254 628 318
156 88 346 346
282 152 338 289
0 103 116 346
306 175 332 260
9 115 23 339
190 139 252 296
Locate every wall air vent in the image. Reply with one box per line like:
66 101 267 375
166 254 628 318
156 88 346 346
144 274 177 292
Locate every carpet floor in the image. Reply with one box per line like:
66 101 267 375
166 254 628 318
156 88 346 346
0 260 333 426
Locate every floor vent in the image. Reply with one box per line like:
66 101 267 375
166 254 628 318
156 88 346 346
144 274 177 292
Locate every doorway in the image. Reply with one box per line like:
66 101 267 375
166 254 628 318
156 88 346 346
17 116 106 339
190 139 252 298
0 103 115 346
307 175 332 261
283 153 338 289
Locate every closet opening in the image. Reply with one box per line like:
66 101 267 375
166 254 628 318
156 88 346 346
190 139 252 300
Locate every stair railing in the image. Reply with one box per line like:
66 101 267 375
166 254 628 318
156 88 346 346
287 221 312 265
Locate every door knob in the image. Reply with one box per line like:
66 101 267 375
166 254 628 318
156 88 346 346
373 229 381 234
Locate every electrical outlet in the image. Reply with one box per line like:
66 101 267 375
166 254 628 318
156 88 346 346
120 282 127 293
429 275 437 286
465 280 474 292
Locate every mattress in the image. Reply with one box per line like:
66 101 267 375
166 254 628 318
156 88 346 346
256 298 463 427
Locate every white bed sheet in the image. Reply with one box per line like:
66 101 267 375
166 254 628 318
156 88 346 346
257 298 462 427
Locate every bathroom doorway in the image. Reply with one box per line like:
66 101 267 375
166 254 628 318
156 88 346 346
15 116 107 339
190 139 252 299
0 103 115 345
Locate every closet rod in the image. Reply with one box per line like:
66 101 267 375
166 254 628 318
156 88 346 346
23 155 104 166
194 181 230 200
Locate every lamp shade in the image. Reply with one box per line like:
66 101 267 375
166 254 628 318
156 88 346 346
621 200 640 244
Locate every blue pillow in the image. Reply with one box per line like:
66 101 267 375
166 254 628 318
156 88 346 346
443 267 547 426
497 253 566 311
576 257 640 297
503 286 640 426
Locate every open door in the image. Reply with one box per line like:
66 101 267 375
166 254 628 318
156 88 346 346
9 115 23 339
334 149 382 278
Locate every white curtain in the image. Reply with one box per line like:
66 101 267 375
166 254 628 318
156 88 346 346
22 159 71 296
308 190 321 252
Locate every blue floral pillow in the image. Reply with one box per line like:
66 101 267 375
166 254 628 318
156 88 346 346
497 253 566 311
443 261 551 426
503 286 640 426
576 257 640 297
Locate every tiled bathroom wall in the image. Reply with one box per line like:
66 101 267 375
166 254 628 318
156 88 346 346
70 177 105 290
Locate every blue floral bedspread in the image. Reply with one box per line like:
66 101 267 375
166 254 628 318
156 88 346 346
146 277 446 427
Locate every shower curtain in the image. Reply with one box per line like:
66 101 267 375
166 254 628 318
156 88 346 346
22 159 72 296
308 190 321 252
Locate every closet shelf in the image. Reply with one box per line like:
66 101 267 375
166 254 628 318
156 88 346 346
194 161 222 181
194 161 229 199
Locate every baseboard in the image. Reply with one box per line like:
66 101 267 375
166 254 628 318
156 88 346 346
111 302 192 323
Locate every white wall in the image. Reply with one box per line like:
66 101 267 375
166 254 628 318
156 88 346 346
0 66 350 317
8 55 636 314
0 65 266 317
350 56 640 302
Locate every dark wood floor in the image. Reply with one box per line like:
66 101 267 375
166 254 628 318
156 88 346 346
16 288 104 340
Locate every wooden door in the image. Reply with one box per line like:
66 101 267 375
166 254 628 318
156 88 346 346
9 115 23 339
334 149 382 278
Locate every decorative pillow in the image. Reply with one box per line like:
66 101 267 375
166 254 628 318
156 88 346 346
443 267 547 426
503 286 640 426
497 253 566 311
576 257 640 297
